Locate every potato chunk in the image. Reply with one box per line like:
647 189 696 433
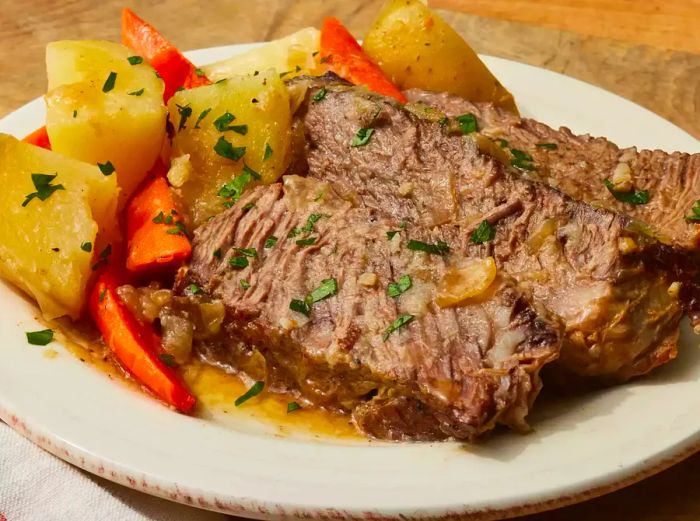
168 70 292 225
45 40 167 203
362 0 518 113
202 28 320 82
0 134 119 319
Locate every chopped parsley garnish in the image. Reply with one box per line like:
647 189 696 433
313 87 327 102
152 211 165 224
302 213 326 233
102 71 117 92
233 247 257 258
263 143 273 161
217 164 260 205
536 143 558 150
213 248 222 259
22 173 65 207
194 108 211 129
287 402 302 413
387 275 412 298
73 109 78 118
497 139 509 148
26 329 54 346
194 68 205 77
264 235 278 248
240 279 250 289
603 179 650 205
128 88 144 96
289 299 311 317
386 230 399 240
296 237 317 247
97 161 115 176
438 116 449 126
187 283 203 295
406 239 450 256
213 136 246 161
685 200 700 222
91 243 112 270
98 289 106 302
235 381 265 406
382 314 414 341
351 127 374 147
470 220 496 244
176 104 193 131
399 220 408 229
158 353 178 368
166 221 188 237
307 278 338 304
290 278 338 317
80 241 92 253
229 256 249 269
213 111 237 132
127 56 143 65
510 148 535 171
242 202 255 212
229 125 247 136
320 54 332 64
455 113 478 134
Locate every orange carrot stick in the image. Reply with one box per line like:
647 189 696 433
126 161 191 273
89 271 196 413
121 8 210 101
23 126 51 150
320 17 407 103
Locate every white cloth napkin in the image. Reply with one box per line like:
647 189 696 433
0 421 231 521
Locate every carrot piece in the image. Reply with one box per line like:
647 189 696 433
120 8 211 101
23 126 51 150
89 271 196 413
320 17 407 103
126 161 191 273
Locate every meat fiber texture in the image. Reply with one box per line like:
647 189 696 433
185 177 561 441
294 78 683 381
405 89 700 328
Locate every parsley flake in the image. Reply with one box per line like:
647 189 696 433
307 278 338 304
289 299 311 317
176 104 193 131
194 68 205 77
127 56 143 65
218 165 260 205
406 239 449 256
685 200 700 222
455 113 478 134
80 241 92 252
213 111 237 132
213 136 246 161
102 71 117 92
166 221 188 237
387 275 412 298
128 88 144 96
158 353 178 368
97 161 115 176
233 247 257 258
296 237 317 247
351 127 374 147
263 143 273 161
229 256 249 269
26 329 54 346
536 143 558 150
313 87 327 102
386 230 399 240
264 235 278 248
510 149 535 171
187 283 203 295
287 402 302 413
213 248 222 259
240 279 250 289
22 173 65 207
604 179 650 205
98 289 106 302
194 108 211 129
470 220 496 244
235 381 264 406
383 314 414 341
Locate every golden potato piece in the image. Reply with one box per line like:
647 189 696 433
45 40 167 204
168 70 292 225
203 28 321 82
0 134 119 319
363 0 518 113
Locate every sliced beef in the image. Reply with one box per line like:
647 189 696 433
293 79 683 381
184 176 561 441
404 89 700 327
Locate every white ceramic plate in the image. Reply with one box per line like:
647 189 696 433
1 44 700 520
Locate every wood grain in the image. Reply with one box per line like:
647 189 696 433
0 2 699 520
431 0 700 54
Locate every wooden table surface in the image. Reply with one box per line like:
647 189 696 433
1 1 699 520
